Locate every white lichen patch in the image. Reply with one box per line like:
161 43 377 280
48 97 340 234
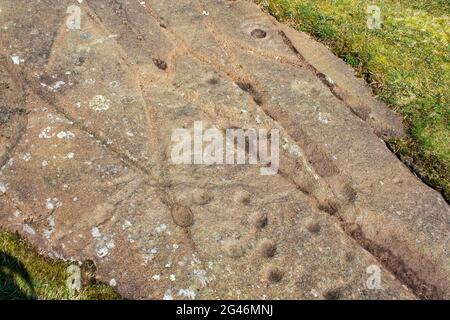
91 226 101 238
96 238 115 258
39 127 55 139
56 131 75 139
89 95 110 111
143 248 158 263
156 223 167 233
318 112 331 124
121 220 132 230
43 215 56 239
193 268 212 287
324 75 335 86
65 152 75 159
50 80 65 92
109 80 120 88
23 224 36 235
84 78 96 85
282 138 302 157
191 253 202 266
11 55 24 65
46 198 61 211
163 289 173 300
47 114 66 124
109 279 117 286
178 258 187 267
178 288 196 300
21 153 32 162
106 239 116 250
288 144 302 157
152 274 161 281
127 235 135 243
0 181 8 194
97 246 109 258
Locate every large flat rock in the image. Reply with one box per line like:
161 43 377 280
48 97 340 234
0 0 448 299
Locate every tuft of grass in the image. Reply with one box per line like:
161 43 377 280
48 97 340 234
0 231 120 300
256 0 450 200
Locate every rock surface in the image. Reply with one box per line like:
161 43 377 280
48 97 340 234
0 0 448 299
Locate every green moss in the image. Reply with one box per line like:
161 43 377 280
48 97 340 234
257 0 450 200
0 231 121 300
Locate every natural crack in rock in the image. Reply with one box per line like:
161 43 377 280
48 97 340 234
0 0 448 299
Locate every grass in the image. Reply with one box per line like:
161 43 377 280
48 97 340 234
256 0 450 200
0 231 120 300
